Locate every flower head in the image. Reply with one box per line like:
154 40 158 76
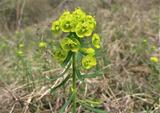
59 11 76 32
51 8 97 38
80 48 95 56
51 20 61 33
18 44 24 48
59 11 71 20
16 50 24 57
150 56 158 63
143 39 147 43
92 33 101 49
39 42 47 48
85 15 96 30
60 14 75 32
53 49 67 63
61 38 80 52
82 55 96 69
72 8 86 22
51 8 100 70
75 22 93 38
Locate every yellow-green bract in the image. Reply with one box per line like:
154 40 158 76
80 48 95 56
51 20 61 33
61 37 80 52
92 33 101 49
53 48 67 63
82 55 96 69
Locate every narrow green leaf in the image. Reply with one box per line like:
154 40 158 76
81 71 103 79
59 94 74 113
81 103 107 113
82 99 102 107
61 51 73 67
50 74 70 93
76 69 84 81
48 62 71 82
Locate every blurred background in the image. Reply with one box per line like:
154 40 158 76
0 0 159 113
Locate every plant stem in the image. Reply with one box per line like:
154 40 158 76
72 52 77 113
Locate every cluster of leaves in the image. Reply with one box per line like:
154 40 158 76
51 8 101 69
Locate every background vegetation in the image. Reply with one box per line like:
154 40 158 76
0 0 159 113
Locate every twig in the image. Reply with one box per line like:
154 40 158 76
9 104 16 113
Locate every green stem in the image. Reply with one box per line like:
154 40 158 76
72 52 77 113
22 58 34 91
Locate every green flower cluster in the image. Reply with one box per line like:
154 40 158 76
38 41 47 48
51 8 101 69
53 48 68 63
150 56 159 63
16 43 24 57
51 8 96 37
